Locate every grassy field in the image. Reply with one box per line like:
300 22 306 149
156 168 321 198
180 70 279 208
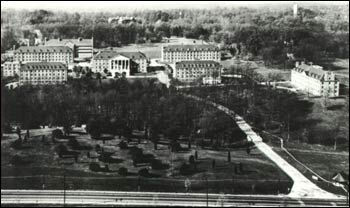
1 127 292 194
105 37 208 59
220 59 291 81
331 59 349 88
272 147 348 196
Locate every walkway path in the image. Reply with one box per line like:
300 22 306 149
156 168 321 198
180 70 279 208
184 94 345 199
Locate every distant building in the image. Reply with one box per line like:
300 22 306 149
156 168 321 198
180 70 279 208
19 62 67 85
1 61 21 77
293 3 298 18
44 38 93 59
108 16 137 24
161 44 221 63
2 49 15 63
92 50 148 76
174 60 221 83
14 46 73 64
291 62 340 97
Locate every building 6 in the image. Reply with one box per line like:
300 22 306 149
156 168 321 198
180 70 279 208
14 46 73 64
174 60 221 83
44 38 93 59
19 62 67 85
92 50 148 76
1 61 21 77
161 44 220 63
291 62 340 97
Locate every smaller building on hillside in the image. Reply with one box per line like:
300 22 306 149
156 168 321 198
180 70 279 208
19 62 67 85
1 61 21 77
174 60 221 83
44 38 93 59
291 62 340 97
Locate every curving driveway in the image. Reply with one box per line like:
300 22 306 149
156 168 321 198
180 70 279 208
184 94 345 199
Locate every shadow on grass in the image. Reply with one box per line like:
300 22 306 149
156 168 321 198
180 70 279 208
70 131 88 135
327 104 344 111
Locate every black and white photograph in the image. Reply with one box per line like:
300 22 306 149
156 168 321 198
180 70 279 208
1 1 349 207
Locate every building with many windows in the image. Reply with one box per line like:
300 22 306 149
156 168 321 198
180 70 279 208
44 38 94 59
14 46 73 64
19 62 67 85
91 50 148 76
291 62 340 97
174 60 221 83
1 61 21 77
161 44 220 63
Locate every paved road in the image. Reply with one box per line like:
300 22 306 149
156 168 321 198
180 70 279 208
1 190 348 207
183 94 346 199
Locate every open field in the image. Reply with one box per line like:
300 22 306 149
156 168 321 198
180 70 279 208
331 59 349 87
220 59 291 81
102 37 208 59
271 147 348 196
1 127 292 194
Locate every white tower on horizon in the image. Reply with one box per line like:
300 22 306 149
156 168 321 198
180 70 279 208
293 3 298 18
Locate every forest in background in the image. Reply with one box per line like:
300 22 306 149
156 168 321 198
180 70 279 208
1 3 349 66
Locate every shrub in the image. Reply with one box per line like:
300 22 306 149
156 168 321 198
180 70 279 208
3 123 13 133
89 162 101 172
68 138 80 149
170 141 181 152
52 129 63 139
118 167 128 176
95 144 101 152
189 155 195 164
151 159 164 170
10 139 22 149
138 168 149 177
56 144 68 157
179 163 195 176
118 141 128 149
10 155 31 166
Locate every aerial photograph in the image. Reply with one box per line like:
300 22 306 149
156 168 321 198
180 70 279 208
1 1 349 207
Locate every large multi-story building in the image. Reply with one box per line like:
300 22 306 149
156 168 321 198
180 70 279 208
19 62 67 85
44 38 93 59
161 44 220 63
291 62 340 97
174 60 221 83
92 50 148 76
14 46 73 64
1 61 21 77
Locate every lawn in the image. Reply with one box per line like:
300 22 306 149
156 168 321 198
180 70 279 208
272 147 348 196
220 59 291 81
1 127 292 194
101 36 208 59
331 59 349 88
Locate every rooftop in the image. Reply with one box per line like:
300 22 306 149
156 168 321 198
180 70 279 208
163 44 219 51
93 50 147 60
294 63 327 80
45 38 93 46
21 62 67 71
176 60 220 67
15 46 73 53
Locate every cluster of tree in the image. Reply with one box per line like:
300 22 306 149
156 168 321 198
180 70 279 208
2 5 348 62
184 69 320 145
2 77 242 149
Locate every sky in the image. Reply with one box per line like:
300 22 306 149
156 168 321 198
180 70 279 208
1 1 348 13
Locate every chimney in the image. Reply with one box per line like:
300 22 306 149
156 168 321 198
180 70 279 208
301 61 305 65
309 61 313 66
